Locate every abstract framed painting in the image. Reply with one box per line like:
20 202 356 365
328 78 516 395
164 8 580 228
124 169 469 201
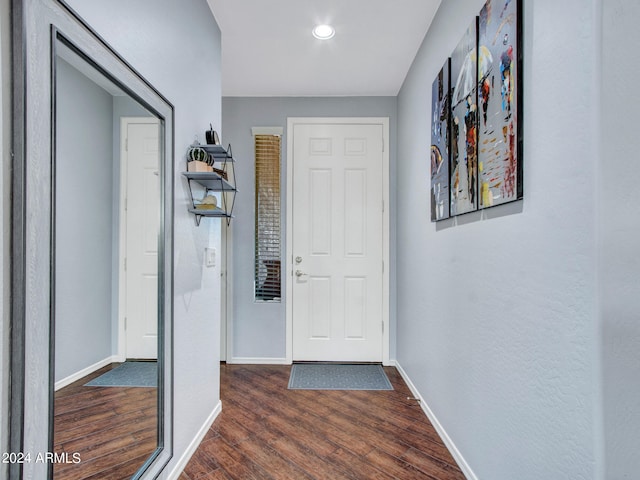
477 0 523 208
430 58 451 222
450 17 479 216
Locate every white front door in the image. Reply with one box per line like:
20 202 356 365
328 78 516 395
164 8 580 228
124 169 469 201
291 122 384 362
123 119 160 359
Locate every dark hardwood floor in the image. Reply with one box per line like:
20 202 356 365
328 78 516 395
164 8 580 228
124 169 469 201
53 364 157 480
181 364 465 480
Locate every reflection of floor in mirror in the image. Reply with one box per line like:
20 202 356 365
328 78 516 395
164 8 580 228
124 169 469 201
53 363 157 480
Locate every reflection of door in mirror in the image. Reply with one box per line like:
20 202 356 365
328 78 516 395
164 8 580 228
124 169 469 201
53 45 159 479
122 118 160 360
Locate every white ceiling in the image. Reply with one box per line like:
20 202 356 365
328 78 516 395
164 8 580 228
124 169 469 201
207 0 442 97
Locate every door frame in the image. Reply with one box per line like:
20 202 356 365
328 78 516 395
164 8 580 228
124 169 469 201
285 117 390 365
221 219 234 362
117 116 160 361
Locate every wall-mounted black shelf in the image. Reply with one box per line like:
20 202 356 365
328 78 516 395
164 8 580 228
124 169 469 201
183 143 236 226
199 144 235 162
182 171 235 192
187 206 231 217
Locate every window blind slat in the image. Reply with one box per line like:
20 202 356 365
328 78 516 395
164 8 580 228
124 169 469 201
254 134 282 301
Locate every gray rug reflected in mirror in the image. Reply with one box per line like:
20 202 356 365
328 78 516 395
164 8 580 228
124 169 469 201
85 361 157 388
288 363 393 390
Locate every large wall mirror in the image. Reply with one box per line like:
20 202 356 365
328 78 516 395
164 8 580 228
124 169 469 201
11 1 174 478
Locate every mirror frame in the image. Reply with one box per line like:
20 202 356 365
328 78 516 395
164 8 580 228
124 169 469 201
10 0 174 478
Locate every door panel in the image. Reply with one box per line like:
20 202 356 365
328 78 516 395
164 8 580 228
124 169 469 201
292 123 383 362
344 169 366 256
309 169 332 255
344 277 366 339
309 277 331 339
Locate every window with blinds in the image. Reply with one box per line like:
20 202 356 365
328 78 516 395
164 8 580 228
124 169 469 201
254 133 282 301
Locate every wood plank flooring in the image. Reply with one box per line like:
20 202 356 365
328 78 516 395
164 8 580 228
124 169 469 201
181 364 465 480
53 363 157 480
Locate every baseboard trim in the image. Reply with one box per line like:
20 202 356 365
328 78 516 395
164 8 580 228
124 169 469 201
54 355 119 391
228 357 291 365
394 362 478 480
168 400 222 480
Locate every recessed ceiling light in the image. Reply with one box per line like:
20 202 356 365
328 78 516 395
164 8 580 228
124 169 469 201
312 24 335 40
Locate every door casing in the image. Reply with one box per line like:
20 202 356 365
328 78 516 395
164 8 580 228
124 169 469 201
285 117 390 365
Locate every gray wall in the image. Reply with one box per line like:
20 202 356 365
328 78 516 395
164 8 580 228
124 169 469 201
54 64 156 382
396 1 601 479
65 0 223 477
601 0 640 477
55 58 114 381
221 96 397 361
0 0 10 475
55 63 157 382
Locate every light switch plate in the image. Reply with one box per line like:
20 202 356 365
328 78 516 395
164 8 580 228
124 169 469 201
205 247 216 267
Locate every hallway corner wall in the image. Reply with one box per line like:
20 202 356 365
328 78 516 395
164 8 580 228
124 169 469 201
600 0 640 477
396 1 601 479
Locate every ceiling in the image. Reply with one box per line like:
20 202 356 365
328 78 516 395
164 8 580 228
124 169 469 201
206 0 442 97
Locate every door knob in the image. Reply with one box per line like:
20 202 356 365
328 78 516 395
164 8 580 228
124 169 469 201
295 270 308 277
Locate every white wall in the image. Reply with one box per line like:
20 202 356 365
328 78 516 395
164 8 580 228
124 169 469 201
55 58 114 381
396 1 601 479
221 96 397 362
600 1 640 477
65 0 223 476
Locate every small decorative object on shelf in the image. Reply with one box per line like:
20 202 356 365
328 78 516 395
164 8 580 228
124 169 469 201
187 145 209 162
187 144 214 172
205 123 220 145
196 195 218 210
182 142 237 226
187 160 212 172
